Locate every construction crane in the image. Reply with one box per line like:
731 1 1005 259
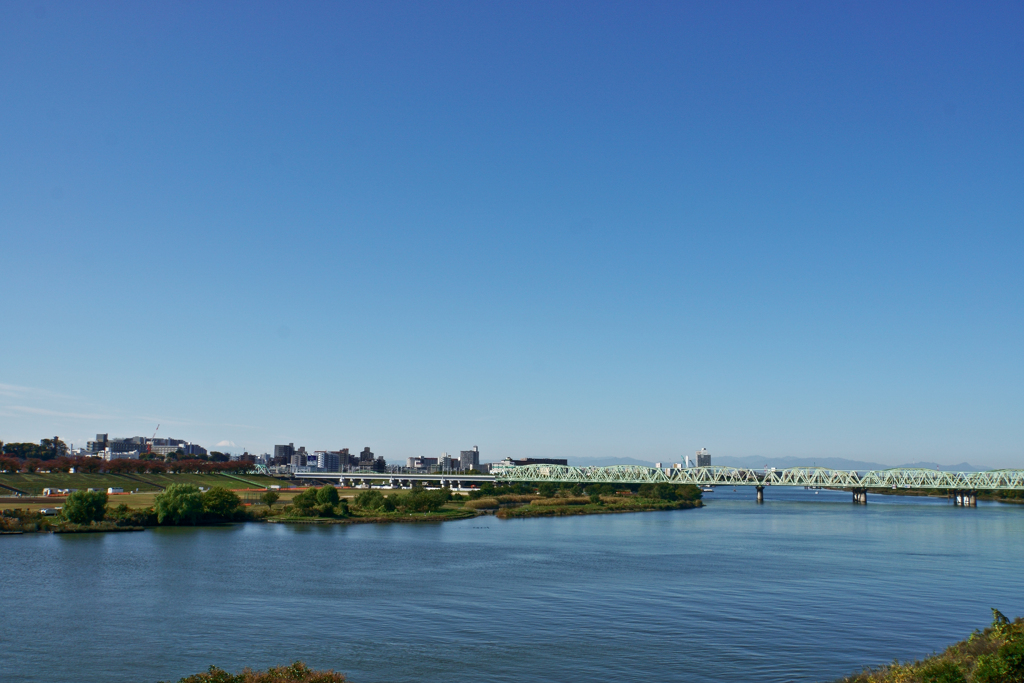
149 424 160 453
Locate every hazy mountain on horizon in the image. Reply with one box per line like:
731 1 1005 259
566 455 993 471
714 455 993 472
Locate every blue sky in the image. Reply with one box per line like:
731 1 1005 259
1 1 1021 466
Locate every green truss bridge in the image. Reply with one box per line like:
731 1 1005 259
491 464 1024 506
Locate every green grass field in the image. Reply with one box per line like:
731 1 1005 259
0 471 285 496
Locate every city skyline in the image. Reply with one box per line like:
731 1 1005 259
2 2 1022 467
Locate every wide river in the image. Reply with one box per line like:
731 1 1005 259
2 488 1023 683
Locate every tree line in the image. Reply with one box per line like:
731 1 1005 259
0 454 255 475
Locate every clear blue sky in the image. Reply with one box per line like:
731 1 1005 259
1 1 1021 466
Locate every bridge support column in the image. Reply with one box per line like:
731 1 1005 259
954 490 963 506
968 491 977 507
756 486 764 504
852 488 867 504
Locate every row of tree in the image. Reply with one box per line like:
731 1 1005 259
0 454 254 475
276 485 454 518
0 438 69 461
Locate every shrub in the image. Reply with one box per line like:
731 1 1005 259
997 636 1024 683
530 497 590 506
354 490 385 510
392 488 448 513
107 503 157 526
155 484 204 525
203 487 243 520
637 483 703 502
316 486 340 506
291 488 319 511
62 490 108 524
919 661 965 683
175 661 345 683
312 504 336 518
464 498 500 510
974 653 1009 683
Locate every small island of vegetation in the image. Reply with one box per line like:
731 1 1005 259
167 662 345 683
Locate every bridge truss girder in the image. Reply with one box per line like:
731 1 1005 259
491 465 1024 491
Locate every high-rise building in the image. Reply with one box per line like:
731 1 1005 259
288 446 307 469
696 448 711 467
459 446 480 472
312 451 342 472
274 443 295 463
87 434 109 453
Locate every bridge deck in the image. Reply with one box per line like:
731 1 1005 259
279 465 1024 491
491 465 1024 490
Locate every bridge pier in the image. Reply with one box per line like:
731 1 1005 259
852 488 867 504
953 490 977 507
756 485 764 504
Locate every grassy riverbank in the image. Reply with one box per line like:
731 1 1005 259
269 507 476 524
495 493 701 518
835 610 1023 683
0 471 281 495
1 482 704 534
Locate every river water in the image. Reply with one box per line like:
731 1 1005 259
2 488 1023 683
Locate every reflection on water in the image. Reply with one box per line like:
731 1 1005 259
2 488 1023 683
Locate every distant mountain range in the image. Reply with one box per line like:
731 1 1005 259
566 455 993 472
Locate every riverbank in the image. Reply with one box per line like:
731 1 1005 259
0 471 282 496
494 494 701 518
2 482 706 534
867 488 1024 505
269 508 476 524
835 610 1023 682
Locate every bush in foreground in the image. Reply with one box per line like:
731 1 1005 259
172 661 344 683
837 610 1024 683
